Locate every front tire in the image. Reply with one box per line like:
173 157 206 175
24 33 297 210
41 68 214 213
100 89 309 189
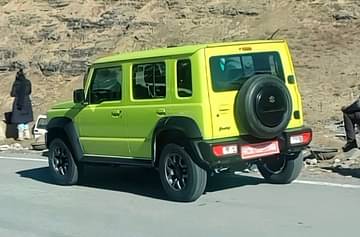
48 138 79 185
159 144 207 202
257 152 303 184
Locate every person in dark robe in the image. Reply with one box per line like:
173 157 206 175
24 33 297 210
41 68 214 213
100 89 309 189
10 69 33 140
341 98 360 152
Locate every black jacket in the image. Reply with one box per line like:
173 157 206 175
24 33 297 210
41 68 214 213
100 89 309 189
343 98 360 114
10 73 33 124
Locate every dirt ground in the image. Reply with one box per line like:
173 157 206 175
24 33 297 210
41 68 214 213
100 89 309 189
1 0 360 166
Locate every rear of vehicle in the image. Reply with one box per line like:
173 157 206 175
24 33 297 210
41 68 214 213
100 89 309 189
33 114 48 139
195 40 311 182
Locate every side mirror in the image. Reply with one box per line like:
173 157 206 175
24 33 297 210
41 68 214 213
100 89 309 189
73 89 85 104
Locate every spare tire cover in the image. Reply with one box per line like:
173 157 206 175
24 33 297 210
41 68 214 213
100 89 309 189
236 75 292 139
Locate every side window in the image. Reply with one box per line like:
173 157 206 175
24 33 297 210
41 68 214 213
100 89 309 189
132 62 166 99
177 59 192 97
89 66 122 104
83 67 90 88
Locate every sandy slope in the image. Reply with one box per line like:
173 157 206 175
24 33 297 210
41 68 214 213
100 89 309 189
0 0 360 148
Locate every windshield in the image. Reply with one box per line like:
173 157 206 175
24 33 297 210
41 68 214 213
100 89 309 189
210 52 285 92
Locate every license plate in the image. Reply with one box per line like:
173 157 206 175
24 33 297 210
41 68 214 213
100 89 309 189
241 140 280 160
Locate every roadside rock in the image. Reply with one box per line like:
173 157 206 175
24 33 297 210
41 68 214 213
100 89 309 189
333 10 357 21
37 61 61 76
0 145 10 151
0 0 9 7
48 0 70 8
0 143 27 151
305 158 318 166
0 48 16 59
208 6 259 17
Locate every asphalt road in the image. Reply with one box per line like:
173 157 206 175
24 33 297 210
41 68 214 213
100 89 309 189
0 151 359 237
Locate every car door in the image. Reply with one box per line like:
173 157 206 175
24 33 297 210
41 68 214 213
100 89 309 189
124 61 169 159
74 65 131 157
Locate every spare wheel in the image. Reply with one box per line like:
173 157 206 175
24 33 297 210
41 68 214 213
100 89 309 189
235 74 292 139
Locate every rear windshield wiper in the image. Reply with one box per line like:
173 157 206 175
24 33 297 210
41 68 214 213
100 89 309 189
252 70 273 75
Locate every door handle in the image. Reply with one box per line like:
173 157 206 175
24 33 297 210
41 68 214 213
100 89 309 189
111 110 122 117
156 108 166 116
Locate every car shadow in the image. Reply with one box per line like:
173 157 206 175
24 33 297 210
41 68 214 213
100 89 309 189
322 167 360 179
16 166 264 201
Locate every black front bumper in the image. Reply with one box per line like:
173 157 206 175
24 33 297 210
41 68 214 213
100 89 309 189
190 127 312 171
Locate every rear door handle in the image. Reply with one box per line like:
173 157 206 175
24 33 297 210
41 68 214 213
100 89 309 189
111 110 122 118
156 108 166 116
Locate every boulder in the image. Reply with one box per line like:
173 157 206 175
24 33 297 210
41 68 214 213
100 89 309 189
48 0 70 8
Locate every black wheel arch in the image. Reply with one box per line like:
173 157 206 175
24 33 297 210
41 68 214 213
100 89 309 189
152 116 203 167
46 117 83 161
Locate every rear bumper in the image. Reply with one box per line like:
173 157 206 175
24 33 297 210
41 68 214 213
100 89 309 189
190 127 312 171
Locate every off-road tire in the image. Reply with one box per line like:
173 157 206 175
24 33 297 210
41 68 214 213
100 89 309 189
257 152 303 184
159 143 207 202
48 138 79 185
236 75 292 139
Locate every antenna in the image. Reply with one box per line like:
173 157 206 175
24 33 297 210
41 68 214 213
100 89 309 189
267 28 280 40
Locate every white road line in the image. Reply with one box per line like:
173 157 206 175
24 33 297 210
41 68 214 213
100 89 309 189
295 180 360 189
0 156 47 163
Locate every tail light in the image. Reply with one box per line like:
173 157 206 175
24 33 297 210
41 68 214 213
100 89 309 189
290 131 312 146
212 144 238 157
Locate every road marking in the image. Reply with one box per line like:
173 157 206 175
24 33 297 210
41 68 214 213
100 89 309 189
0 156 47 163
295 180 360 189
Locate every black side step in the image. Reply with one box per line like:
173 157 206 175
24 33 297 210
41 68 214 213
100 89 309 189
82 155 153 168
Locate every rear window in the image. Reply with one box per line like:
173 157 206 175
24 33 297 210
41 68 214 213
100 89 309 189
36 118 48 129
210 52 284 92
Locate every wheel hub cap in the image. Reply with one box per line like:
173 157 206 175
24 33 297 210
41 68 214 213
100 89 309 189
52 146 69 176
255 86 287 127
165 153 188 191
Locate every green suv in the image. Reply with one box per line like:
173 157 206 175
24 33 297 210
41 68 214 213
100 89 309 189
46 40 312 202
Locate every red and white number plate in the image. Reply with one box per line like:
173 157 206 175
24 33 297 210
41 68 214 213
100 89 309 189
241 140 280 160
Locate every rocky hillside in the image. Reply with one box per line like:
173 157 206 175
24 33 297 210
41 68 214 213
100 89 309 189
1 0 360 146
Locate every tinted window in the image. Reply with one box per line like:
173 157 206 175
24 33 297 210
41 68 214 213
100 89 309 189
83 68 90 88
177 60 192 97
210 52 284 92
36 118 48 129
89 66 122 104
132 62 166 99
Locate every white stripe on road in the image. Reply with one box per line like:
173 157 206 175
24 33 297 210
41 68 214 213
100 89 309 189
0 155 47 163
295 180 360 189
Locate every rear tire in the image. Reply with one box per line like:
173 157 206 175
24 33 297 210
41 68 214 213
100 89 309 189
257 152 303 184
159 143 207 202
48 138 79 185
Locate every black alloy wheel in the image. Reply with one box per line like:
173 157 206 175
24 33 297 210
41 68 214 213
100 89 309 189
48 138 79 185
159 143 207 202
52 145 70 176
164 152 189 191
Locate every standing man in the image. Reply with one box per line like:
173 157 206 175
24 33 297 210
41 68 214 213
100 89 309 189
341 98 360 152
10 69 33 140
